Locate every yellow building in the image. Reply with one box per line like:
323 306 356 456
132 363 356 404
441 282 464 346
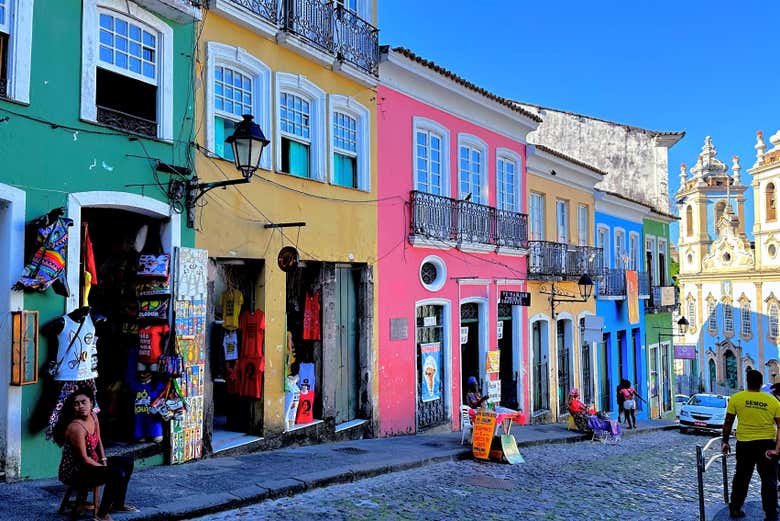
525 145 605 421
193 1 379 452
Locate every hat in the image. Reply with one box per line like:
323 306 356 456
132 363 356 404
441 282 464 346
467 376 478 386
568 388 579 397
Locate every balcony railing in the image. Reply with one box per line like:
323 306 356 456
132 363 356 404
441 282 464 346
637 271 650 297
647 286 678 313
598 268 627 298
409 191 528 250
96 106 157 137
228 0 379 76
528 241 604 280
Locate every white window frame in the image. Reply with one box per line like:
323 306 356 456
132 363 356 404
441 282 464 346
629 231 640 271
707 301 717 333
81 0 173 140
556 199 569 244
412 117 450 197
614 228 626 269
645 236 658 282
275 72 326 181
206 42 271 170
577 204 588 246
0 0 33 103
457 133 488 204
657 238 667 283
496 148 521 213
328 94 370 191
597 224 610 268
529 192 544 241
741 302 752 337
723 302 734 334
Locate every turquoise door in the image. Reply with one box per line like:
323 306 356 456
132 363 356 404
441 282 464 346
335 267 358 423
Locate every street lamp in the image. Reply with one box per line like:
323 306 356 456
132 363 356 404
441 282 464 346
167 114 270 228
677 316 689 335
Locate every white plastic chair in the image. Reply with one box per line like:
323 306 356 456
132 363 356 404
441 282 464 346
460 405 474 444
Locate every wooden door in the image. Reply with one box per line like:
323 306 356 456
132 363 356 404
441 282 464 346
334 267 358 424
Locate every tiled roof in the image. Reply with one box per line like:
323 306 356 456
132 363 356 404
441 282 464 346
512 100 685 142
597 188 680 220
383 46 543 123
533 144 608 176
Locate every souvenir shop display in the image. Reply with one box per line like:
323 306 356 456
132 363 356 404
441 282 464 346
284 374 300 430
131 372 165 442
221 288 243 331
14 208 73 296
137 324 169 372
295 381 314 425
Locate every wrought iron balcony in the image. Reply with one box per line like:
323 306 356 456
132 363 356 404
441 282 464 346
528 242 603 280
228 0 379 76
637 271 650 297
597 268 627 298
96 106 157 137
647 285 678 313
409 191 528 250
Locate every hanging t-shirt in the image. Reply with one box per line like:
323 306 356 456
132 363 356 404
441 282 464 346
221 289 244 331
138 324 170 364
298 362 316 392
225 360 242 395
296 389 315 424
302 291 321 341
223 330 239 361
240 356 264 399
239 310 265 358
54 314 98 381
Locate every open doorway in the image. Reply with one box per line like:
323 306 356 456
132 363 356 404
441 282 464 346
497 303 517 409
210 259 264 453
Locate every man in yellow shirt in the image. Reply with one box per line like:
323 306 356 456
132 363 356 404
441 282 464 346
722 369 780 520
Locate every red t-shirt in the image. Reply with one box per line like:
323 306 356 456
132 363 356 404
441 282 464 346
620 388 636 400
569 398 587 414
240 356 264 399
239 310 265 358
138 324 169 363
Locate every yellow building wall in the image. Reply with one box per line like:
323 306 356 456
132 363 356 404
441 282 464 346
193 15 378 433
527 174 596 420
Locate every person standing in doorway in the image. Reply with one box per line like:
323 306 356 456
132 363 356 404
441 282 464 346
616 379 628 424
723 369 780 520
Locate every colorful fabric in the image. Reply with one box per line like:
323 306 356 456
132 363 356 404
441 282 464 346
239 310 265 358
46 380 100 440
221 289 244 331
137 324 170 364
727 390 780 442
82 223 99 285
302 291 321 341
14 215 73 294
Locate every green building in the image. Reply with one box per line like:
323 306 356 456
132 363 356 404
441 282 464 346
0 0 200 479
642 213 678 420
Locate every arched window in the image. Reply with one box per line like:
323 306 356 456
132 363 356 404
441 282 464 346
767 183 776 221
769 303 779 338
724 350 737 389
741 302 752 337
709 359 717 391
707 301 717 333
686 205 694 237
723 303 734 334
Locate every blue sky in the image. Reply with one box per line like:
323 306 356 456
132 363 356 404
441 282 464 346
378 1 780 243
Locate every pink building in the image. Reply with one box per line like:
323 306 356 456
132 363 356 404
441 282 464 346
377 48 542 435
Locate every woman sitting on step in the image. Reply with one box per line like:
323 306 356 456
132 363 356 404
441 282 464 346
54 386 138 521
567 388 592 433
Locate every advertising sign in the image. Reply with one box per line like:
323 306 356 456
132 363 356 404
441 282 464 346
460 326 469 344
486 350 500 374
487 380 501 403
420 342 441 402
626 270 639 324
472 409 497 460
501 291 530 306
674 344 697 360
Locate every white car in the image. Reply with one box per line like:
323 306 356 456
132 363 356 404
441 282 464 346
674 394 689 419
679 393 732 434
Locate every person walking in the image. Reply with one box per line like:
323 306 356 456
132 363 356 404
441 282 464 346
723 369 780 520
619 382 645 430
616 379 628 424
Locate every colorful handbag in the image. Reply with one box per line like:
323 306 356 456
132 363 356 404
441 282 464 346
137 254 170 277
158 330 183 377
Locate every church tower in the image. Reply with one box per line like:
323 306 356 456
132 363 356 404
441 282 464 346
750 130 780 271
676 136 749 275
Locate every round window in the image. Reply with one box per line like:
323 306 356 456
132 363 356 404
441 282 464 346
770 244 777 258
419 256 446 292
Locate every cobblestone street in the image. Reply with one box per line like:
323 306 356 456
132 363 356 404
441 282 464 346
189 430 754 521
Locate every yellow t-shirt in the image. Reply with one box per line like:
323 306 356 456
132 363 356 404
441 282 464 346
727 390 780 442
221 289 243 331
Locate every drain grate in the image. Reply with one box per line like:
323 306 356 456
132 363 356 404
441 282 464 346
333 446 369 455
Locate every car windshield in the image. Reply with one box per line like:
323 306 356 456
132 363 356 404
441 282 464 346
688 395 727 408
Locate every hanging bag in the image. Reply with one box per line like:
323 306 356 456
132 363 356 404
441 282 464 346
158 329 183 378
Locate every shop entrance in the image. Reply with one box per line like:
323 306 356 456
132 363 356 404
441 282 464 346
210 259 264 452
556 319 572 416
497 303 517 409
416 303 446 430
599 333 611 412
80 208 170 448
460 302 481 404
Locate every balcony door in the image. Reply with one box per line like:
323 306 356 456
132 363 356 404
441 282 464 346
556 200 569 243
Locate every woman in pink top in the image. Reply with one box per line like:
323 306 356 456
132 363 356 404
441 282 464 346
619 383 645 430
54 387 137 520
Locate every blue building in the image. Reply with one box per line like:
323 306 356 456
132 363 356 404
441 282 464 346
594 190 650 421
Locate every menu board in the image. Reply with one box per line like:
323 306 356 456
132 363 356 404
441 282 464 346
472 409 497 460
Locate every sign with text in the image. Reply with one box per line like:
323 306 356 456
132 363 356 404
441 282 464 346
423 316 437 327
460 326 469 344
626 270 639 324
497 321 504 340
661 287 676 306
472 409 497 460
500 291 530 306
486 350 500 374
420 342 442 402
674 344 697 360
487 380 501 403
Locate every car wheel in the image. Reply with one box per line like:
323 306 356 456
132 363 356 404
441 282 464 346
679 427 688 434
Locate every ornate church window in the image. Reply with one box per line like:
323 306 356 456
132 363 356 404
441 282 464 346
769 303 779 339
741 302 751 337
686 206 694 236
723 303 734 335
767 183 776 221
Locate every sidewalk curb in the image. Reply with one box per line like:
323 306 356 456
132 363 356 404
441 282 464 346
120 425 677 520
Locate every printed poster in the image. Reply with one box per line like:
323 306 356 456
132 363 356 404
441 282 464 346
626 270 639 324
487 380 501 404
486 350 500 374
460 327 469 344
420 342 441 402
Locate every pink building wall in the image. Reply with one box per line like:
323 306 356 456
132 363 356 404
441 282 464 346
377 86 530 436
